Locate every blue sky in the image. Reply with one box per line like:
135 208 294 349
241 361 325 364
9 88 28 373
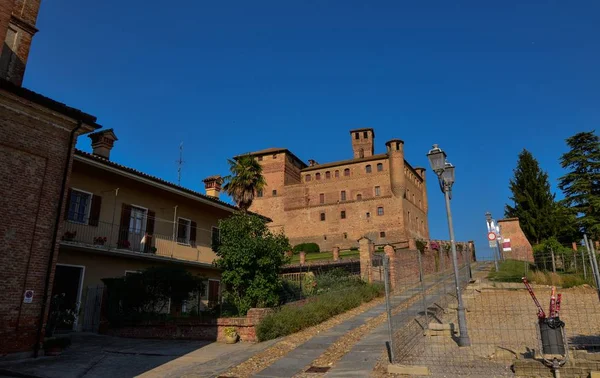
26 1 598 258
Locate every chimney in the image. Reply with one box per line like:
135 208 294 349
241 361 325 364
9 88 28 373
203 175 223 198
308 159 319 167
88 129 118 160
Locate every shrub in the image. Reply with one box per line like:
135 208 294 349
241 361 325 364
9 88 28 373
256 283 384 341
293 243 320 254
488 259 533 283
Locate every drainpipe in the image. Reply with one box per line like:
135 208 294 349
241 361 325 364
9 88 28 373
34 120 82 357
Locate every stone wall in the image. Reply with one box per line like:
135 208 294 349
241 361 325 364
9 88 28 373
104 308 273 343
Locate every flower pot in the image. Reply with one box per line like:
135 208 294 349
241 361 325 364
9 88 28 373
225 334 238 344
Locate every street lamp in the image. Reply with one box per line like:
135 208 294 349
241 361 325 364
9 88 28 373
427 144 471 347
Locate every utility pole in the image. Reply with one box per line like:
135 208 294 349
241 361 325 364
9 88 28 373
176 142 184 186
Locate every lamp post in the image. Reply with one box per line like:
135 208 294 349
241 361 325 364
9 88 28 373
427 144 471 347
485 212 500 271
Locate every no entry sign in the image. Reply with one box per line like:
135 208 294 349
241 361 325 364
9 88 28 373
487 232 497 241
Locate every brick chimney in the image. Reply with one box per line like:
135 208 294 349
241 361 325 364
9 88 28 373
88 129 118 160
203 175 223 198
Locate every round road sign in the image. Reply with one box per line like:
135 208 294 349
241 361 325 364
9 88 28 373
487 232 497 241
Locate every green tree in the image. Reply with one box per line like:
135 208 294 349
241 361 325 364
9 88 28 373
505 149 556 245
223 155 266 211
553 202 581 245
214 212 291 315
558 131 600 239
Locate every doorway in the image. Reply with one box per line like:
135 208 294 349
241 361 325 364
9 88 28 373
128 205 147 252
208 279 220 309
50 264 85 330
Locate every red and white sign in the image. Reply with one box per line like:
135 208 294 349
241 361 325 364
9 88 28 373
487 232 497 241
502 238 512 252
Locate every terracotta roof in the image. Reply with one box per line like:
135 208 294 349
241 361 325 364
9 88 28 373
74 149 270 220
0 78 101 128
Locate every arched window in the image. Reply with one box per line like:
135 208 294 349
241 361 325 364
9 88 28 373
359 148 364 158
365 165 372 173
335 170 340 178
377 163 383 172
305 174 311 182
325 171 331 179
316 173 321 180
344 168 350 176
357 194 362 201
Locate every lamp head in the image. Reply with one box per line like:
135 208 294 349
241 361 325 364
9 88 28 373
442 161 455 186
427 144 447 176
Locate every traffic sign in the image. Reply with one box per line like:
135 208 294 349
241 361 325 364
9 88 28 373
489 240 497 248
487 232 497 241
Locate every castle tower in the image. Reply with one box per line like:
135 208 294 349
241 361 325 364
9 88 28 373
350 128 374 159
0 0 42 85
385 139 405 198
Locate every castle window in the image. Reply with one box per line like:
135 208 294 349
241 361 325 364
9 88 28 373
341 190 347 201
363 131 368 138
377 207 384 216
341 210 346 219
325 171 331 179
365 165 372 173
377 163 383 172
320 212 326 221
419 199 422 209
366 212 370 218
257 156 263 161
344 168 350 176
335 170 339 178
319 193 325 204
324 235 327 240
272 189 277 196
380 231 386 238
375 186 381 196
257 189 263 198
305 174 311 182
357 194 362 201
355 132 359 140
359 148 364 158
412 193 415 203
316 173 321 180
273 154 277 159
396 142 401 151
343 232 348 239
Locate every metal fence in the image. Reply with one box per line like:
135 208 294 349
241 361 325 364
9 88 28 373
382 247 600 377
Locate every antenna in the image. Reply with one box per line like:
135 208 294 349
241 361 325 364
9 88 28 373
176 142 184 185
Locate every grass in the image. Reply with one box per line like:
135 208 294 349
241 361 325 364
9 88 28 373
256 281 384 341
289 250 360 264
488 259 594 288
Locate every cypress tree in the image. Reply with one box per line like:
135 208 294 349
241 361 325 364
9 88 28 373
505 149 556 245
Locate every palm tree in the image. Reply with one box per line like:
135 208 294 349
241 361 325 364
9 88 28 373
223 154 266 211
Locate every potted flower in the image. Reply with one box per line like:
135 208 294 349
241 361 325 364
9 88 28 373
43 336 71 356
223 327 239 344
45 293 77 337
62 230 76 242
94 236 107 246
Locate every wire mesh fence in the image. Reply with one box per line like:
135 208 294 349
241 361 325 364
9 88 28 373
383 246 600 377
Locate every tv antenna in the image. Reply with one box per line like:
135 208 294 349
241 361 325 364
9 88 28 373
176 142 184 185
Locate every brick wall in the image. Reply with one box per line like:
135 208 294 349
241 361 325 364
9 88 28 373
105 308 274 343
0 88 97 357
497 218 534 263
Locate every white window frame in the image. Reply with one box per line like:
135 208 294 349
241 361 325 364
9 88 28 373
211 226 220 246
374 186 381 196
377 207 384 216
67 188 93 225
129 204 148 233
177 217 192 245
55 263 86 330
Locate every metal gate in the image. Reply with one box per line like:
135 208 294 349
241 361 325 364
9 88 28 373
82 285 104 332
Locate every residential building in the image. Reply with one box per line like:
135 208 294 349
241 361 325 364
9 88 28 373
245 128 429 251
54 129 245 332
0 0 102 358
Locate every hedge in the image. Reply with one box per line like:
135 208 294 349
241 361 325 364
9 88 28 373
292 242 320 254
256 281 384 341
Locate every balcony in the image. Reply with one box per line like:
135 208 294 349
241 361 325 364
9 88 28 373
60 219 218 265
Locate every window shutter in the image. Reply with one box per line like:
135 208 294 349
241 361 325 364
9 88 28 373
89 194 102 226
118 204 131 243
64 188 72 220
190 221 197 246
145 210 155 252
